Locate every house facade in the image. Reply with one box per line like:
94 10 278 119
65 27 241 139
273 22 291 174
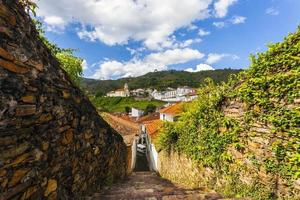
131 107 144 118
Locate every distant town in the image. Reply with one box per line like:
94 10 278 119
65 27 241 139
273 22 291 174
106 83 198 102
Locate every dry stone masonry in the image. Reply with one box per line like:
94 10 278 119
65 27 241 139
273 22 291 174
0 1 127 199
157 99 300 199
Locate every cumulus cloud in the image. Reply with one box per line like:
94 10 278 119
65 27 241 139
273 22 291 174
146 48 204 65
206 53 239 64
91 48 204 79
185 63 215 72
266 7 279 16
231 15 246 24
198 28 211 36
35 0 214 50
214 0 238 18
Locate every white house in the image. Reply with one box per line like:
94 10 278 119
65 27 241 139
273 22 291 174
131 107 144 118
159 103 182 122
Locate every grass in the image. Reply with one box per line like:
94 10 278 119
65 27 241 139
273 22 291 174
89 96 165 113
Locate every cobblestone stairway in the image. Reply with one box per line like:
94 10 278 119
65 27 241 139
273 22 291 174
88 172 228 200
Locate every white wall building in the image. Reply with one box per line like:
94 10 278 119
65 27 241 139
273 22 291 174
131 107 144 118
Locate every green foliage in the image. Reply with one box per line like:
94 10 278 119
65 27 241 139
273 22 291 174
19 0 37 16
56 52 83 84
124 106 131 114
156 27 300 199
33 19 83 85
157 79 240 169
145 104 157 115
90 96 165 113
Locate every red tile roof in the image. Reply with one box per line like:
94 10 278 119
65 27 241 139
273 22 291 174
145 119 163 139
159 103 183 115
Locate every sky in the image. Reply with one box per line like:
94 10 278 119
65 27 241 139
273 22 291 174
34 0 300 80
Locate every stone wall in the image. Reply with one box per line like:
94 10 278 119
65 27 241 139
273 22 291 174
157 100 300 199
0 1 127 199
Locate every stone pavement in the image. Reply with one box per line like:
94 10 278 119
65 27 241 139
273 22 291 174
87 172 232 200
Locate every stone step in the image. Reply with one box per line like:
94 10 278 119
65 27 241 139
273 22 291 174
93 192 222 200
87 172 227 200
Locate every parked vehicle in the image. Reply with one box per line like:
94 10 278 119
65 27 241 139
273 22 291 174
137 144 146 153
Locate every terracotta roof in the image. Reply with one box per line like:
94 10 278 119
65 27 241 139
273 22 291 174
159 103 182 115
145 119 163 139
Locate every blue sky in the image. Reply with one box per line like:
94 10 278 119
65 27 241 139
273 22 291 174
35 0 300 80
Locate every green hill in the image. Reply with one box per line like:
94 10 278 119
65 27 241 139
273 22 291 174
80 69 242 96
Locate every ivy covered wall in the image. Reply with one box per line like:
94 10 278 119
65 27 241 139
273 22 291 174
156 27 300 199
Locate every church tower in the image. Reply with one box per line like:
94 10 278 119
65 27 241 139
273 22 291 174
124 83 130 97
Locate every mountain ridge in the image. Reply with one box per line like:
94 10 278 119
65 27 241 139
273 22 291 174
81 69 242 96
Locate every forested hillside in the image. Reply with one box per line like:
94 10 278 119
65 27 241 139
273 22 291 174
156 28 300 199
80 69 242 95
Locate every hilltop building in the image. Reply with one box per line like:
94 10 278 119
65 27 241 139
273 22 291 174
151 86 197 102
107 83 130 97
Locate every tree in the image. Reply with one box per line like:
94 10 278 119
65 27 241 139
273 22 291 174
125 106 131 114
33 19 83 85
145 104 156 114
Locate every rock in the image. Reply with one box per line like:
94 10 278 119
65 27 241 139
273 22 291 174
0 47 14 60
26 59 43 71
0 142 30 160
21 95 36 103
44 179 57 197
15 105 36 116
21 186 37 200
62 90 70 99
62 129 73 145
9 168 30 187
41 141 49 151
38 113 52 123
33 149 43 161
0 59 29 73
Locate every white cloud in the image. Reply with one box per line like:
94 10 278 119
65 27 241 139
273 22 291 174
91 60 167 80
213 21 225 28
82 59 88 70
185 63 215 72
187 24 198 31
214 0 238 18
213 15 246 28
198 28 210 36
91 48 204 79
146 48 204 65
44 16 66 27
266 7 279 16
206 53 239 64
35 0 213 50
231 15 246 24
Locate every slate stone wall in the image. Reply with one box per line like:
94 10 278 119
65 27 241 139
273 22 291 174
157 100 300 199
0 1 127 199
